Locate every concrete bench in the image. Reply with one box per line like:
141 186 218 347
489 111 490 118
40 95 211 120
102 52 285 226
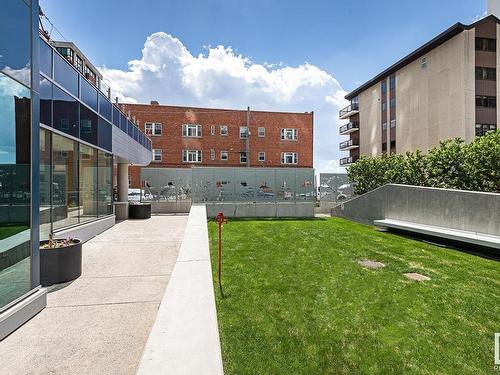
374 219 500 249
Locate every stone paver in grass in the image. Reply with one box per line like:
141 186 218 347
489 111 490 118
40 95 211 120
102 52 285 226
404 272 431 282
358 260 385 269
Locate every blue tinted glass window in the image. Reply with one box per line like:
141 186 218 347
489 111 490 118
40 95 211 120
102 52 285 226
0 72 31 309
120 114 127 132
80 104 98 145
99 94 112 121
98 117 112 151
54 52 78 97
40 76 52 126
80 77 97 111
39 39 53 78
53 85 79 137
0 1 30 87
112 106 120 127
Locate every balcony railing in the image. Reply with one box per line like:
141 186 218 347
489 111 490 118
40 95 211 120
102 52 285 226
339 122 359 135
339 138 360 150
39 36 152 152
339 102 359 119
340 155 359 166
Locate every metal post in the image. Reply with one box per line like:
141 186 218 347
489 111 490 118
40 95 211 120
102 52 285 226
246 106 250 167
215 211 226 297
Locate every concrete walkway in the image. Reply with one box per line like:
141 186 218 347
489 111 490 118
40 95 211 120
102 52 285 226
0 215 188 375
136 205 224 375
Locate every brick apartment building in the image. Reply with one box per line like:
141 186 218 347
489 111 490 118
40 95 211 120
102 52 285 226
338 14 500 166
122 103 314 188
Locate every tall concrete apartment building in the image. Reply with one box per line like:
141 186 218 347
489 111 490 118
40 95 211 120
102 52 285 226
338 15 500 166
122 103 314 188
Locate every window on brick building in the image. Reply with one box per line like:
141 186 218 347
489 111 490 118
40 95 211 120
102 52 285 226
182 124 202 137
182 149 202 163
382 122 387 131
258 127 265 137
281 128 298 140
152 149 162 162
154 123 162 135
390 119 396 128
281 152 298 164
220 125 228 136
258 151 265 161
239 152 247 163
210 149 215 160
211 125 215 135
145 122 162 136
239 126 248 139
220 151 228 161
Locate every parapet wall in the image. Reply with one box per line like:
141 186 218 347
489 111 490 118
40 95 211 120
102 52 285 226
331 184 500 236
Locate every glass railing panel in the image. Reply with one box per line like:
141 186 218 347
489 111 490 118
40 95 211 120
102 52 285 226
53 52 78 97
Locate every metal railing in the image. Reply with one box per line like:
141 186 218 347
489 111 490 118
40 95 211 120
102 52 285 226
339 122 359 134
339 139 360 150
339 156 359 166
339 102 359 118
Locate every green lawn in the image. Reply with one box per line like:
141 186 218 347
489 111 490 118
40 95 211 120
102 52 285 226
0 224 29 240
208 218 500 375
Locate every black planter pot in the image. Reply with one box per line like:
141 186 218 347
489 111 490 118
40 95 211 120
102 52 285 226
129 203 152 219
40 239 82 287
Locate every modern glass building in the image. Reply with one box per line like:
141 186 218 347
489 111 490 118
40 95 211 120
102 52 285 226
0 0 152 339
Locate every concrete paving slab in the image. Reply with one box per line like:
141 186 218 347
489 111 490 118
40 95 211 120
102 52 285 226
47 275 168 307
358 260 386 269
0 302 159 375
0 214 188 375
404 272 431 282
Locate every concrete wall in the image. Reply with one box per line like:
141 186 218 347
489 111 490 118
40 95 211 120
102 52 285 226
359 83 382 157
150 201 192 214
205 202 314 218
332 184 500 236
395 30 476 153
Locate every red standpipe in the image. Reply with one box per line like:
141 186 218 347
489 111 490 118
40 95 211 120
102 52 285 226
215 212 226 297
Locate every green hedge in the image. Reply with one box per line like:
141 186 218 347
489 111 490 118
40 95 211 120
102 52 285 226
347 130 500 195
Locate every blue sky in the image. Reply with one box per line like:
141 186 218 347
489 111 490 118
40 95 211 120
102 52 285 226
40 0 484 92
39 0 487 172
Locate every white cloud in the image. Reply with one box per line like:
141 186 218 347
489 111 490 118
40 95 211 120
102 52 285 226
471 10 487 22
100 32 349 173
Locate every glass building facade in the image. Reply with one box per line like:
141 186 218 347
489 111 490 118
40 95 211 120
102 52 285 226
0 0 36 313
1 0 152 339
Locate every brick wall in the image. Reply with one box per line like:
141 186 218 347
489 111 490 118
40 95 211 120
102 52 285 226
122 103 313 188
